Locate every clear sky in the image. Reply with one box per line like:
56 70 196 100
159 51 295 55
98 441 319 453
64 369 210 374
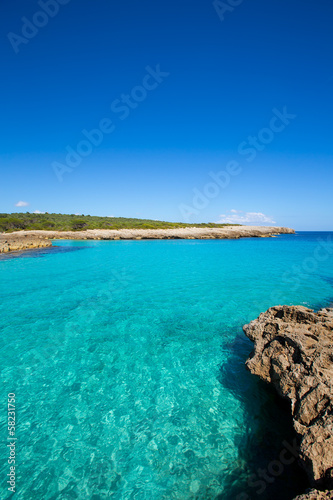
1 0 332 230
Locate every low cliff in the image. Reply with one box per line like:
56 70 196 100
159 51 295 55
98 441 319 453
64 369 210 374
0 234 52 253
1 226 295 242
244 305 333 497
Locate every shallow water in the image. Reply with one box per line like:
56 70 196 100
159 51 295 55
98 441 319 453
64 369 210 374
0 232 332 499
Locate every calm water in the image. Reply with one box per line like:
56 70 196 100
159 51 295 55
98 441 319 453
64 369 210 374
1 232 333 499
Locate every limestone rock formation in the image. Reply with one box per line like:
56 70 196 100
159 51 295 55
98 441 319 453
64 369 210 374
1 226 295 242
244 305 333 493
0 234 52 253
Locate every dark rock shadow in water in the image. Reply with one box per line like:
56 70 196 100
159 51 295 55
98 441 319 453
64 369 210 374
214 331 309 500
0 246 90 261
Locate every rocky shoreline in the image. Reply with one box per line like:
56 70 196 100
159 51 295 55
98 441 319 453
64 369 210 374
0 234 52 253
244 306 333 499
0 226 294 253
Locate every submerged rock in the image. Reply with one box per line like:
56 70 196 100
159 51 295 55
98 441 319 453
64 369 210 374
244 305 333 494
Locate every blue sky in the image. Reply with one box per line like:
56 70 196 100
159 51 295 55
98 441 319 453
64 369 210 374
1 0 332 230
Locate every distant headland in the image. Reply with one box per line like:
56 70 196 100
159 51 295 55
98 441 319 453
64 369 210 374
0 213 295 253
0 212 240 232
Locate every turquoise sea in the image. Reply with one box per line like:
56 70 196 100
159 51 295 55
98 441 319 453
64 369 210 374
1 232 333 500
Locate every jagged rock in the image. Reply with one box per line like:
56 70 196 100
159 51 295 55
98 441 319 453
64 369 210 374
244 305 333 493
293 488 333 499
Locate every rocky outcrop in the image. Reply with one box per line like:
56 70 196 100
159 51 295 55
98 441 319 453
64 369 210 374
293 489 333 499
244 305 333 495
2 226 295 241
0 234 52 253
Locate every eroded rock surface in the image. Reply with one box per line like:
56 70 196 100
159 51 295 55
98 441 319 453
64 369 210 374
293 489 333 499
0 234 52 253
244 305 333 493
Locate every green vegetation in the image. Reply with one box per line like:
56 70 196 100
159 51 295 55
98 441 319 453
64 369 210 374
0 213 239 233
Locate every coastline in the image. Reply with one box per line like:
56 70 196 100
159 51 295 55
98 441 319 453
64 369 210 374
1 228 331 497
0 226 295 253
